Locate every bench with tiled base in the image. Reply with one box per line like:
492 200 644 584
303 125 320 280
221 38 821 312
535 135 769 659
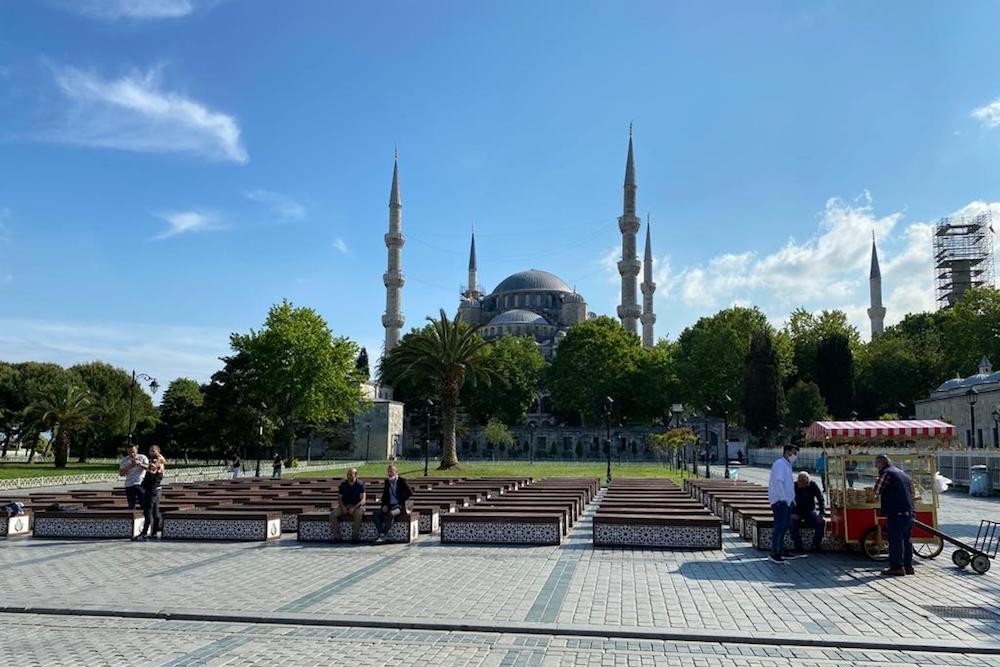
593 513 722 549
440 512 561 546
748 515 842 551
33 510 143 539
409 505 441 534
296 511 420 543
2 512 31 538
161 511 282 541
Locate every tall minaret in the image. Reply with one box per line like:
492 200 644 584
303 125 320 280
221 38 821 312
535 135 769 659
462 228 481 301
640 216 656 348
616 125 641 334
867 232 886 339
382 151 405 354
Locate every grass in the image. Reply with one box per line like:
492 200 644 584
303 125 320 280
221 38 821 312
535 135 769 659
289 460 691 483
0 462 218 480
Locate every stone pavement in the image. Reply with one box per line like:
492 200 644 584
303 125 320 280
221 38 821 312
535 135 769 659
1 469 998 666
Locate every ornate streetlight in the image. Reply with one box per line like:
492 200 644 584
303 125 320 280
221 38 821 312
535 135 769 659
603 396 614 484
528 420 537 464
966 388 978 448
703 406 711 479
365 422 372 462
126 371 159 447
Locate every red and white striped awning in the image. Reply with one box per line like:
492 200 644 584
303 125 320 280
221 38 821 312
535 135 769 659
805 419 955 441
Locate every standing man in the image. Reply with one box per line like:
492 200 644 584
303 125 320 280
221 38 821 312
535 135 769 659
874 454 915 576
331 468 366 543
790 471 826 552
767 445 797 563
119 445 149 510
272 454 283 479
374 464 413 543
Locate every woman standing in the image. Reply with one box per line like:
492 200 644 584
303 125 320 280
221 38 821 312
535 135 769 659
136 445 166 540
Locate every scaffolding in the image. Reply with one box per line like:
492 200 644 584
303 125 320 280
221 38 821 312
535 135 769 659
934 211 995 309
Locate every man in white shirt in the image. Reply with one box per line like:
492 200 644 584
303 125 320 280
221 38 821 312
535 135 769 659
767 445 798 563
119 445 149 510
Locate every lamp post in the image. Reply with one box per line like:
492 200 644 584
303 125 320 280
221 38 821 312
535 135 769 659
721 393 732 479
603 396 614 484
254 402 267 478
424 399 434 477
966 388 978 448
528 421 537 464
992 405 999 448
703 407 711 479
365 422 372 462
671 403 684 470
126 371 159 447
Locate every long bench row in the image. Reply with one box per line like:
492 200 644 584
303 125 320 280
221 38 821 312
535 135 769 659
593 479 723 549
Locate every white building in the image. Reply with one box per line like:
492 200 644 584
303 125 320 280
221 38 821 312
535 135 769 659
914 357 1000 448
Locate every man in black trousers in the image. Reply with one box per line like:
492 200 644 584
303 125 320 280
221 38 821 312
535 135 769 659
374 464 412 542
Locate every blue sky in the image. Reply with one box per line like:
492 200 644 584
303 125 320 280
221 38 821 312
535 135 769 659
1 1 1000 391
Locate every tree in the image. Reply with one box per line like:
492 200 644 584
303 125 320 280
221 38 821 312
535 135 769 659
482 418 514 453
158 378 204 462
13 362 71 461
628 340 680 424
648 427 696 468
546 317 639 424
229 300 367 459
380 309 495 468
785 380 828 429
32 384 92 468
783 308 860 386
815 333 854 418
464 335 545 425
69 362 156 460
355 348 370 381
0 362 20 457
742 330 785 437
854 336 925 418
675 306 774 419
942 287 1000 377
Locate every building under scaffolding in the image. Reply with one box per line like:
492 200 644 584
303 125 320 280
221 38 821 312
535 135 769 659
934 211 995 309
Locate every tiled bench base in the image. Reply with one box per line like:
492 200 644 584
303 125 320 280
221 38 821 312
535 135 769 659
162 515 281 541
439 520 561 545
297 514 420 543
593 523 722 549
416 510 439 534
751 523 844 551
33 513 143 539
2 514 31 538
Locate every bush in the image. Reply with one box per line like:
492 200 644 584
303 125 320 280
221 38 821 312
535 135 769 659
288 458 300 468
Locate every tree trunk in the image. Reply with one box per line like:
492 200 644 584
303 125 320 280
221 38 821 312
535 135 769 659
286 427 295 463
1 432 9 458
54 428 69 468
77 436 89 463
438 384 460 469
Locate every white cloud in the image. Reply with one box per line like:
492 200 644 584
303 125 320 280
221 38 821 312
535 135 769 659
0 318 229 388
333 238 349 254
245 189 307 221
971 99 1000 129
43 65 247 163
154 209 220 240
55 0 212 20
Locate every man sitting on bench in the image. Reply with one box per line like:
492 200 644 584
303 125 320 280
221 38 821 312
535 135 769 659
374 464 412 543
790 471 826 552
331 468 366 543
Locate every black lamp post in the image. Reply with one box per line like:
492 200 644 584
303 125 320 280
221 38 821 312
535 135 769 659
603 396 614 484
703 407 711 479
671 404 683 470
126 371 159 447
254 402 267 478
966 388 978 448
721 393 732 479
424 399 434 477
992 405 999 448
528 420 537 464
365 423 372 462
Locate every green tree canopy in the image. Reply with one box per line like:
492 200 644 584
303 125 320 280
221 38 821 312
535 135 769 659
942 287 1000 377
69 362 157 460
741 330 785 437
627 339 680 425
464 335 545 426
784 380 828 429
158 377 204 459
33 384 92 468
783 308 860 385
815 333 854 418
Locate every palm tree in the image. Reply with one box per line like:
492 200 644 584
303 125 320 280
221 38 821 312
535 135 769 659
32 385 93 468
381 310 495 469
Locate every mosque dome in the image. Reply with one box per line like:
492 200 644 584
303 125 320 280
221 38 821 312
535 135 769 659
492 270 572 294
488 309 549 326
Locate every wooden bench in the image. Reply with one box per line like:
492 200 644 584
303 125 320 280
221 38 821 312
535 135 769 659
440 512 562 545
161 511 282 541
748 513 841 551
593 513 722 549
33 509 144 539
296 511 421 543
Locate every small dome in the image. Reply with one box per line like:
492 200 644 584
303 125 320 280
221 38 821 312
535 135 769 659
492 270 572 294
489 309 549 326
936 377 964 391
563 292 585 303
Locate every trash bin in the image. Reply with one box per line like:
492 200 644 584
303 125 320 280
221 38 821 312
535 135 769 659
727 461 741 480
969 465 991 497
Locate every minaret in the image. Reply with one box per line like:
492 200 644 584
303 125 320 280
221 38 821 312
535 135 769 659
640 216 656 348
462 228 481 301
616 125 641 334
867 232 886 339
382 151 405 354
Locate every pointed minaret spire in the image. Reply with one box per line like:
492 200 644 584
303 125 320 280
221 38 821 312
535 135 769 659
640 214 657 348
617 126 641 335
867 231 885 339
382 150 405 354
462 226 481 301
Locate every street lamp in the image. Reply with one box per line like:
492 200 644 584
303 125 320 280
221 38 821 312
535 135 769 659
703 406 711 479
365 422 372 462
424 399 434 477
992 405 999 448
670 403 684 470
126 371 159 447
528 420 537 464
603 396 614 484
966 388 978 448
721 393 732 479
254 402 267 478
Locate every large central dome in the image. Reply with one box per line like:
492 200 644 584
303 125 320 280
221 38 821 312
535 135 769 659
492 269 572 294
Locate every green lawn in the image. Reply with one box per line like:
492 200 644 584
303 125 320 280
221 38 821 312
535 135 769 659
0 462 216 480
289 460 691 483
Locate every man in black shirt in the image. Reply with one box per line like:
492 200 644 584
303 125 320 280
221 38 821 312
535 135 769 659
790 471 826 552
331 468 366 543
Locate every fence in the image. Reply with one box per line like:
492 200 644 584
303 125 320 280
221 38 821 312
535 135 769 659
749 447 1000 491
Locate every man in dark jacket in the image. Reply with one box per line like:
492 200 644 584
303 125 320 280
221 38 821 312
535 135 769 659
790 471 825 552
374 464 413 542
874 454 915 576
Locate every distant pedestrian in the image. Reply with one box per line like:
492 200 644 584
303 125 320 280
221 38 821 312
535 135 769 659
230 454 242 480
767 445 797 563
272 454 283 479
874 454 915 576
119 445 149 510
136 445 166 540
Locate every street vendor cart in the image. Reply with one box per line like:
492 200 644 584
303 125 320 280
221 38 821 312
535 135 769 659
804 419 953 561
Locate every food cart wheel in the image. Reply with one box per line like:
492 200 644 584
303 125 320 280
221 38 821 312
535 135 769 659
971 555 991 574
860 526 889 561
912 536 944 559
952 549 971 569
